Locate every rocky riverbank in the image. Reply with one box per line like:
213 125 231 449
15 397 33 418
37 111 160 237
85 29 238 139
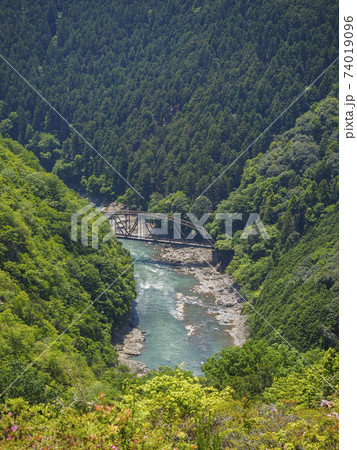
112 321 149 376
155 246 248 346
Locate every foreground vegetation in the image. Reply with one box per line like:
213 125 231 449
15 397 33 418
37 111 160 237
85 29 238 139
1 351 338 448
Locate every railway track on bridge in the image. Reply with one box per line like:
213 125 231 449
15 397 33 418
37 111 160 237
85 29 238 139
106 209 216 249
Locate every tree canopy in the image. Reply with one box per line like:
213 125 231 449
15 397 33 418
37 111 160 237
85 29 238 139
0 0 338 203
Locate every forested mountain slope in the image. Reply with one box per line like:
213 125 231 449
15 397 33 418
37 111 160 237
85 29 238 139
0 0 339 446
0 132 339 448
209 91 338 351
0 135 136 403
0 0 338 202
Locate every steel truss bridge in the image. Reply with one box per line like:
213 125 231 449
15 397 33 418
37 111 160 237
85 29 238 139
106 210 215 249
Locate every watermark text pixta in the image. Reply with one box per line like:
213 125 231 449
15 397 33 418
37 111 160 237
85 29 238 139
143 213 269 240
71 207 269 250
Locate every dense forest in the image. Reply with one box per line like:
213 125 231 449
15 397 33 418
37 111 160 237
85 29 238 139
0 0 339 448
0 136 136 404
146 92 339 353
0 133 339 443
212 92 339 352
0 0 337 203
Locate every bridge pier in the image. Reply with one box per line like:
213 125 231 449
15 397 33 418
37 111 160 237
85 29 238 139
212 249 234 272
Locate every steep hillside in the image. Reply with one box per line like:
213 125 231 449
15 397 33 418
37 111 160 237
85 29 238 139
0 135 339 447
0 135 136 403
209 92 338 351
0 0 338 202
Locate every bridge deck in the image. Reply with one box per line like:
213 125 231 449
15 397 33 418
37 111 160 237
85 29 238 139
116 234 214 249
109 210 216 249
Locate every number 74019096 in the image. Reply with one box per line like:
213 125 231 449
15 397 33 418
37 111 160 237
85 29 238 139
344 16 354 79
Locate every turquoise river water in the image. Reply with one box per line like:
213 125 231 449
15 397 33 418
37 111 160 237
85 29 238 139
118 239 232 375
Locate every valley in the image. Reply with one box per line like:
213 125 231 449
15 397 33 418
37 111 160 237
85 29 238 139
0 0 339 447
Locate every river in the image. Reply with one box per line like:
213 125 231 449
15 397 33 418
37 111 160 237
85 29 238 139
118 239 235 376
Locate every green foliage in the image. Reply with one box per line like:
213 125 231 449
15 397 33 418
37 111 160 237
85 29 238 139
0 2 339 445
0 133 339 445
264 348 339 408
202 340 323 399
250 207 338 351
0 136 136 403
148 191 190 214
212 94 338 351
0 366 338 448
0 0 338 201
190 196 213 218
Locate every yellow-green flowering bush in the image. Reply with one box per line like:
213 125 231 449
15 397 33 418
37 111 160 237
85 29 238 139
0 367 338 449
